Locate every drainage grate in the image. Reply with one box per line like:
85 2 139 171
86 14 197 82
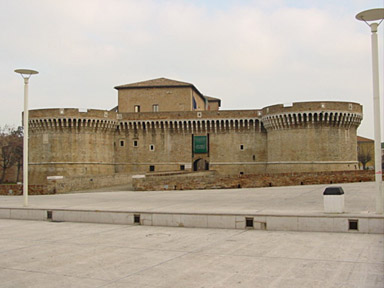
348 219 358 231
245 217 254 228
134 214 141 224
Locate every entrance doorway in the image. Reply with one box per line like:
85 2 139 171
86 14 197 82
193 158 209 171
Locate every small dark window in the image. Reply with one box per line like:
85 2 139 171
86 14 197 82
349 219 358 231
180 165 185 170
134 214 140 224
120 140 124 147
149 165 155 172
240 144 244 150
134 105 140 113
252 155 256 161
245 217 254 228
149 144 155 151
133 140 138 147
47 211 52 220
240 171 244 175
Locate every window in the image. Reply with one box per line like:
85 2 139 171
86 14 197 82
152 104 159 112
149 144 155 151
134 214 140 224
149 165 155 172
349 219 358 230
180 165 185 171
133 140 138 147
120 140 125 147
134 105 140 113
245 217 254 228
240 144 244 150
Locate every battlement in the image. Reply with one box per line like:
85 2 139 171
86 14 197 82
262 101 362 114
29 108 118 132
28 101 362 132
28 108 264 133
261 101 363 130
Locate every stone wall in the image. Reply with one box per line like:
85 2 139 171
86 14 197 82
132 170 374 191
47 173 133 194
0 184 49 195
29 109 117 184
262 102 362 173
28 101 363 185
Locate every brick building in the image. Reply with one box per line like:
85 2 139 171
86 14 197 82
357 136 374 170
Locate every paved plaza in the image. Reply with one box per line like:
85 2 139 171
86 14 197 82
0 219 383 288
0 182 383 286
0 182 378 214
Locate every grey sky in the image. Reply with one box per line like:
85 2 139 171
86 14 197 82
1 0 383 139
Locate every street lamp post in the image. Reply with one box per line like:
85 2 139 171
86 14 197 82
356 9 384 214
14 69 39 207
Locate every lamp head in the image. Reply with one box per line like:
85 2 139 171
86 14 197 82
14 69 39 79
356 8 384 23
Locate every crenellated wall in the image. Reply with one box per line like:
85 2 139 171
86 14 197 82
29 109 117 184
27 101 363 185
262 102 362 172
114 110 264 174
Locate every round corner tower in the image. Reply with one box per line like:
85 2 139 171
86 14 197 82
261 101 363 173
28 108 118 184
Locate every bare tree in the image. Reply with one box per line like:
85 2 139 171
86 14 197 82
358 145 373 170
12 127 23 183
0 126 23 183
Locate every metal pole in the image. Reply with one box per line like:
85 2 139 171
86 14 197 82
23 77 29 207
370 23 384 214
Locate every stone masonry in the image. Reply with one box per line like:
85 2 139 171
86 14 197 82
26 78 363 187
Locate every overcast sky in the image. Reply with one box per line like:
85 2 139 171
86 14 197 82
1 0 383 138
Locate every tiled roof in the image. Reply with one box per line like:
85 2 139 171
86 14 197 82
115 78 193 89
204 95 221 107
357 136 373 142
204 96 220 102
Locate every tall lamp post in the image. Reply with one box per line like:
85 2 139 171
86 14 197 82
356 9 384 214
14 69 39 207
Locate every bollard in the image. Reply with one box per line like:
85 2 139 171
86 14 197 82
323 187 345 213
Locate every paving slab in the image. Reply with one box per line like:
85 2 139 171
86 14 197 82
0 182 378 214
0 219 382 288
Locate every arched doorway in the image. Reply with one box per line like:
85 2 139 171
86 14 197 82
193 158 209 171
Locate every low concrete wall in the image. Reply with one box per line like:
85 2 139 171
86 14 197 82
0 184 50 195
132 170 374 191
0 208 382 234
47 173 133 194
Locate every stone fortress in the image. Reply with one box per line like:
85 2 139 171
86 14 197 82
27 78 363 186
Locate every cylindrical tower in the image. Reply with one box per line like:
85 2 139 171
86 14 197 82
28 108 117 184
261 101 363 173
